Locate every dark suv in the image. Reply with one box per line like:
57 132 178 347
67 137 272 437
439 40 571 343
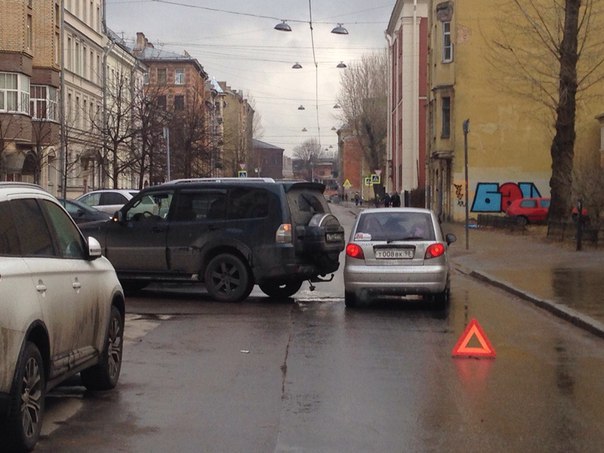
81 178 345 302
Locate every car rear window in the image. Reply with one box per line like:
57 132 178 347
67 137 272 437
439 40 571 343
286 189 328 225
355 212 435 241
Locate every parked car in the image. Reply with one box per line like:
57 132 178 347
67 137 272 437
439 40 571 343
80 178 346 302
0 183 125 451
59 198 111 224
343 207 456 308
76 189 139 214
505 197 550 224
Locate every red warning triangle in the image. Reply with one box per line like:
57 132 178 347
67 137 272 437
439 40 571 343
452 319 496 359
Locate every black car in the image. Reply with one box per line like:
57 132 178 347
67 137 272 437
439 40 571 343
80 178 345 302
59 198 111 224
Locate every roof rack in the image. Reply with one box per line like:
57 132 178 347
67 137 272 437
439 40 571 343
171 177 276 184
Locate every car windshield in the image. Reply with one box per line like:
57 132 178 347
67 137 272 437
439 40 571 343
354 212 435 242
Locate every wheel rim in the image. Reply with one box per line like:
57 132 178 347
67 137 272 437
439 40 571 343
210 260 242 296
107 313 123 380
20 356 43 439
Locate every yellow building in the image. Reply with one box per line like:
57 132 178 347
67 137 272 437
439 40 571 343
427 0 604 222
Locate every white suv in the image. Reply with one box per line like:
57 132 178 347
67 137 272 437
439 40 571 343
0 183 125 451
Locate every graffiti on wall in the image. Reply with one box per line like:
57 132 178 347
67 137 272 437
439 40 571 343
470 182 542 213
453 183 466 207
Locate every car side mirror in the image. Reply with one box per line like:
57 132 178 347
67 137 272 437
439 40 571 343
113 210 124 223
87 236 102 259
446 233 457 245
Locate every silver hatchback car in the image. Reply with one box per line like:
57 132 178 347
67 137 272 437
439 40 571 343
344 208 456 307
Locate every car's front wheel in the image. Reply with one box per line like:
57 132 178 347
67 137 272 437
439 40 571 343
2 341 45 452
259 280 303 298
204 253 253 302
81 305 124 391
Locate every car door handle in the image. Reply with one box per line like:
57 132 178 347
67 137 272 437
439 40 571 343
36 281 47 293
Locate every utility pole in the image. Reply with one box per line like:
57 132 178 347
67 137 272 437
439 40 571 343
463 119 470 250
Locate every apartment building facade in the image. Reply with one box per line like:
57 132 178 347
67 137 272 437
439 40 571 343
219 82 254 177
386 0 428 199
426 0 604 222
0 0 61 189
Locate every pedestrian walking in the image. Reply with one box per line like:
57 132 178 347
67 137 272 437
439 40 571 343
391 191 401 207
383 192 391 207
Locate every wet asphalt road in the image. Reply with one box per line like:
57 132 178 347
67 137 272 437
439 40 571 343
35 204 604 452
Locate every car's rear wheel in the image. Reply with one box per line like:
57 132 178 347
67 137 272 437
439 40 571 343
81 305 124 391
432 287 450 310
204 253 253 302
345 291 359 308
3 341 45 452
259 280 303 298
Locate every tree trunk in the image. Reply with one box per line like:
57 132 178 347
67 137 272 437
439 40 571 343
548 0 580 223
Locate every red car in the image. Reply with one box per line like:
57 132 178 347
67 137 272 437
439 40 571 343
505 197 550 224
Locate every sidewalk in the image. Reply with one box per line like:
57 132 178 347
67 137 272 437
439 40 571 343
444 222 604 338
339 202 604 338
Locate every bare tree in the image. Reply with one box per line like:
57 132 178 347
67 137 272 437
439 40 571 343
336 52 388 173
169 86 210 179
29 119 56 184
0 115 24 178
487 0 604 223
293 137 324 181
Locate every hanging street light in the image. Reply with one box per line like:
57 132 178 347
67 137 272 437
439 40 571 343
302 127 308 132
274 20 292 32
298 105 305 110
336 61 347 69
292 62 303 69
331 23 349 35
333 103 341 109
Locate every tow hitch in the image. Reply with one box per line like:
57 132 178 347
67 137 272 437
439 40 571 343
307 273 335 291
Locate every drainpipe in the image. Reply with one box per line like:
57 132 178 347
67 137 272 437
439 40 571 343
59 0 67 199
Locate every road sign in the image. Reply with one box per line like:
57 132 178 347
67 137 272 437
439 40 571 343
364 177 372 186
238 170 248 178
452 319 496 359
343 179 352 189
371 174 380 184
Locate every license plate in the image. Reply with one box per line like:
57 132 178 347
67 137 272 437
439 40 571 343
326 232 343 242
374 248 414 259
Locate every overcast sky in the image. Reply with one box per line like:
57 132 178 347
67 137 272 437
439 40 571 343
105 0 394 156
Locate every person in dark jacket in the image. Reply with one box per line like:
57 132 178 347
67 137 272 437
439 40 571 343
391 191 401 207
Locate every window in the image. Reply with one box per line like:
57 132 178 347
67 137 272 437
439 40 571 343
0 72 30 114
157 68 167 85
229 188 269 219
157 95 166 110
11 199 56 257
30 85 58 120
443 22 453 63
0 202 21 256
41 200 85 259
175 68 185 85
441 96 451 138
174 95 184 110
26 14 33 49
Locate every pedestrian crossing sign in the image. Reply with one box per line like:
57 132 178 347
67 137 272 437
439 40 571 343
371 174 380 184
238 170 247 178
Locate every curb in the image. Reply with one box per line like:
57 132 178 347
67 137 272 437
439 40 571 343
455 264 604 340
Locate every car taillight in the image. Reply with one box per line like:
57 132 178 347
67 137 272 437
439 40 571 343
346 243 364 259
276 223 292 243
425 243 445 259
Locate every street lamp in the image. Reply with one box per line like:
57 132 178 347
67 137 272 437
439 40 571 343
292 62 303 69
274 20 292 32
336 61 347 68
331 23 349 35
